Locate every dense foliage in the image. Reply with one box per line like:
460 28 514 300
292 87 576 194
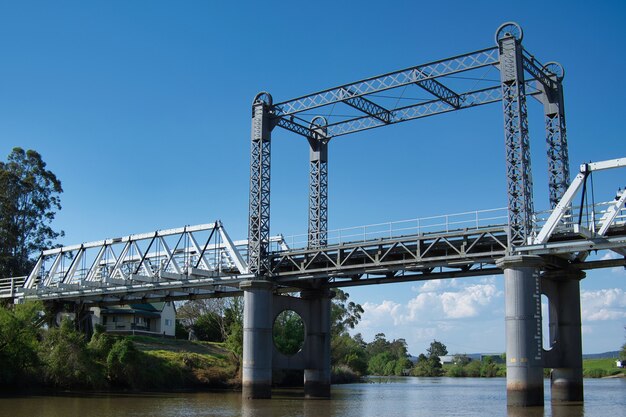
0 148 63 277
0 301 42 385
273 310 305 355
0 303 238 390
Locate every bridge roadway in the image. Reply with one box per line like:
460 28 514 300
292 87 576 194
1 205 625 305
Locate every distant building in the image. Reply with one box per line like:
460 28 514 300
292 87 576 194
91 302 176 337
616 360 623 368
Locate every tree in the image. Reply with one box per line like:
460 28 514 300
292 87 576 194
411 353 443 377
0 301 42 385
39 318 102 388
331 289 364 337
426 340 448 358
366 333 390 357
0 148 63 277
177 297 242 342
273 310 305 355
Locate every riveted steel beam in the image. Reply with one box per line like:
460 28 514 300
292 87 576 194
498 34 534 244
248 93 274 276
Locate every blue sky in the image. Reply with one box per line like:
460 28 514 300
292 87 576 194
1 0 625 354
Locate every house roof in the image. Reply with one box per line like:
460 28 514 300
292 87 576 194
100 302 167 318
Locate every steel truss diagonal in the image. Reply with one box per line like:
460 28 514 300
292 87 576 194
323 83 540 138
498 35 534 244
414 71 461 108
19 222 254 303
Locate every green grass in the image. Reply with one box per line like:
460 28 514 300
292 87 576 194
124 336 240 388
582 358 624 378
127 335 229 356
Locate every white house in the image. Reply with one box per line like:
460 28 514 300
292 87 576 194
91 302 176 337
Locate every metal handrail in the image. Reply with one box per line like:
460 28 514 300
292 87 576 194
277 207 508 250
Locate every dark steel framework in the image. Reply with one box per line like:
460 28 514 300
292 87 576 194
247 22 570 277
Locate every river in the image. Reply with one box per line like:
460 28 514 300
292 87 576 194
1 377 624 417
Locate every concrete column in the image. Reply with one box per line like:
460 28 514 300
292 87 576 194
497 255 544 407
302 289 333 398
241 280 274 399
547 271 584 403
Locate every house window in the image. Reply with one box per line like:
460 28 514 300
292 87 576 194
165 319 172 326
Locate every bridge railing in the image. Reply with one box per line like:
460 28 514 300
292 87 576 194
0 276 26 298
274 207 509 251
532 201 626 238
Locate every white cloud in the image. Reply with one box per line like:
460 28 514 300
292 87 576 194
353 279 625 354
581 288 626 321
360 282 502 329
599 252 626 276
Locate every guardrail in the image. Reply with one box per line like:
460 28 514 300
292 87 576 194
274 207 509 251
0 276 26 298
532 201 626 237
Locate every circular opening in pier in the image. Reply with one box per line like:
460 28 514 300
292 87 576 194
273 310 305 356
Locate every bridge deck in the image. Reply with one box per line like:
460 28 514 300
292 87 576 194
1 204 625 305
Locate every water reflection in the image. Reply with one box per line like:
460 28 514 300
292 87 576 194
0 378 623 417
550 404 585 417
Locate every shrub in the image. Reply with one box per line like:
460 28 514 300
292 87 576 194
39 318 103 388
584 368 607 378
106 338 143 388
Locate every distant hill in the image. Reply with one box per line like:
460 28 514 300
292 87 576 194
583 351 620 360
409 351 622 362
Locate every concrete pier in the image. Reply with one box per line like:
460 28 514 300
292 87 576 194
241 280 274 399
302 289 332 398
497 256 544 407
543 270 584 403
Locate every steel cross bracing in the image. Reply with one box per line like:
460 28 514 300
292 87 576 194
250 22 573 274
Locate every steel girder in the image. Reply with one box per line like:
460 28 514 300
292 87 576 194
498 35 534 244
272 47 499 118
248 94 273 276
268 225 510 281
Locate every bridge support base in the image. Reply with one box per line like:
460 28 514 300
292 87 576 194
241 280 274 399
302 289 332 399
543 270 584 403
498 256 544 407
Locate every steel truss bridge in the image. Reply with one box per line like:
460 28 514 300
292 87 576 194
1 22 625 406
1 178 625 304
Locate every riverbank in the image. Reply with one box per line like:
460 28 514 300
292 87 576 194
2 328 622 393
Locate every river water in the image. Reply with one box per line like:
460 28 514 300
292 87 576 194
1 377 624 417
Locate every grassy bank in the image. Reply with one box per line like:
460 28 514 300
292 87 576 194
437 357 624 379
582 358 624 378
125 336 240 389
